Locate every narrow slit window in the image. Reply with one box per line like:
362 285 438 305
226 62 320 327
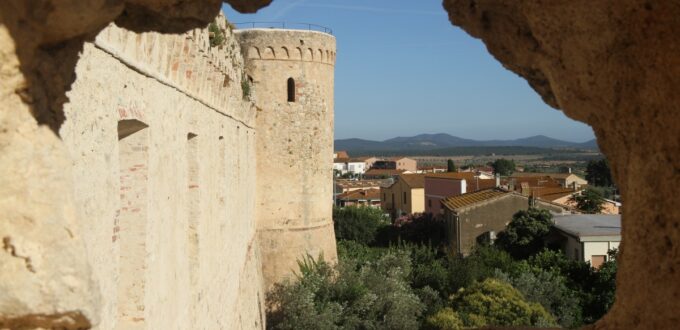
287 77 296 102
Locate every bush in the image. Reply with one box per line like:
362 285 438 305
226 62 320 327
268 252 424 330
448 278 557 328
381 213 447 247
424 308 463 330
496 268 583 328
208 22 225 47
495 208 553 259
446 246 518 293
333 206 389 245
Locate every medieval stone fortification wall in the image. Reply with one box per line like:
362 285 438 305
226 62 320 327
236 29 338 288
60 17 266 329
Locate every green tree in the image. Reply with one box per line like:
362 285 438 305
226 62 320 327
333 206 388 245
570 188 605 214
447 278 556 328
496 268 583 328
447 159 457 172
491 158 516 176
495 208 553 259
586 159 613 187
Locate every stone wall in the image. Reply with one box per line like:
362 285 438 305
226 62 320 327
58 17 264 329
236 29 338 288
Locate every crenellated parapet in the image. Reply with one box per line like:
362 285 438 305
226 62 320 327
93 13 254 127
236 29 336 66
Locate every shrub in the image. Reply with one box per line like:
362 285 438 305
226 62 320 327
448 278 557 328
446 246 518 293
424 308 463 330
333 206 389 245
208 22 225 47
268 251 424 330
496 268 583 328
389 213 447 247
241 77 251 100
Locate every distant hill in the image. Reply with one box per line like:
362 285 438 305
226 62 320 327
334 133 598 153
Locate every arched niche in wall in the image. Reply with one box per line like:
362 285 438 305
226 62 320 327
116 119 150 329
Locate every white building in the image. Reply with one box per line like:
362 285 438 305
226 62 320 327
551 214 621 268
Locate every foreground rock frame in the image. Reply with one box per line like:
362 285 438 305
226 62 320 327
1 0 677 328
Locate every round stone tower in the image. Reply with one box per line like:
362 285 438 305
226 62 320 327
235 28 337 287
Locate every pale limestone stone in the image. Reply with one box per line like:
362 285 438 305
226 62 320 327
236 29 338 289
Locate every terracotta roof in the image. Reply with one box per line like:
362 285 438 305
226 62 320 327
468 178 498 192
398 174 426 189
425 172 477 181
336 179 391 188
531 187 577 202
510 172 582 180
441 188 509 211
511 176 562 188
336 188 381 201
364 168 406 176
335 150 349 159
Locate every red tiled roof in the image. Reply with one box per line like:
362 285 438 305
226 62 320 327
337 188 381 201
468 178 498 192
441 188 509 211
336 179 391 189
398 174 426 189
531 187 577 202
425 172 477 181
364 168 406 176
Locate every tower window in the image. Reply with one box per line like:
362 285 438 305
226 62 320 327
287 78 296 102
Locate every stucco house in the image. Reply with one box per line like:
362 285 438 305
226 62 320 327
336 188 381 208
549 214 621 268
511 172 588 189
371 157 418 172
381 174 426 219
442 189 569 256
424 172 498 215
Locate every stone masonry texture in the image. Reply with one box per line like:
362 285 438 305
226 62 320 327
236 29 338 289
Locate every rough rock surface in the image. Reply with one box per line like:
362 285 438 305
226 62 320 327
444 1 680 328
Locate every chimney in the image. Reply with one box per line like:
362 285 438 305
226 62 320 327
495 173 500 188
568 167 572 174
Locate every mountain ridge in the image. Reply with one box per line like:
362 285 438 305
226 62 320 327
335 133 598 152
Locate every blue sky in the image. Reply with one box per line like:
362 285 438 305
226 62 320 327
223 0 595 142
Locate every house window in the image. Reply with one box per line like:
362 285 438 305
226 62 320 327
428 199 432 207
403 192 407 205
287 77 296 102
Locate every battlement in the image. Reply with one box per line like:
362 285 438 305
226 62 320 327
235 29 336 66
93 13 254 126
